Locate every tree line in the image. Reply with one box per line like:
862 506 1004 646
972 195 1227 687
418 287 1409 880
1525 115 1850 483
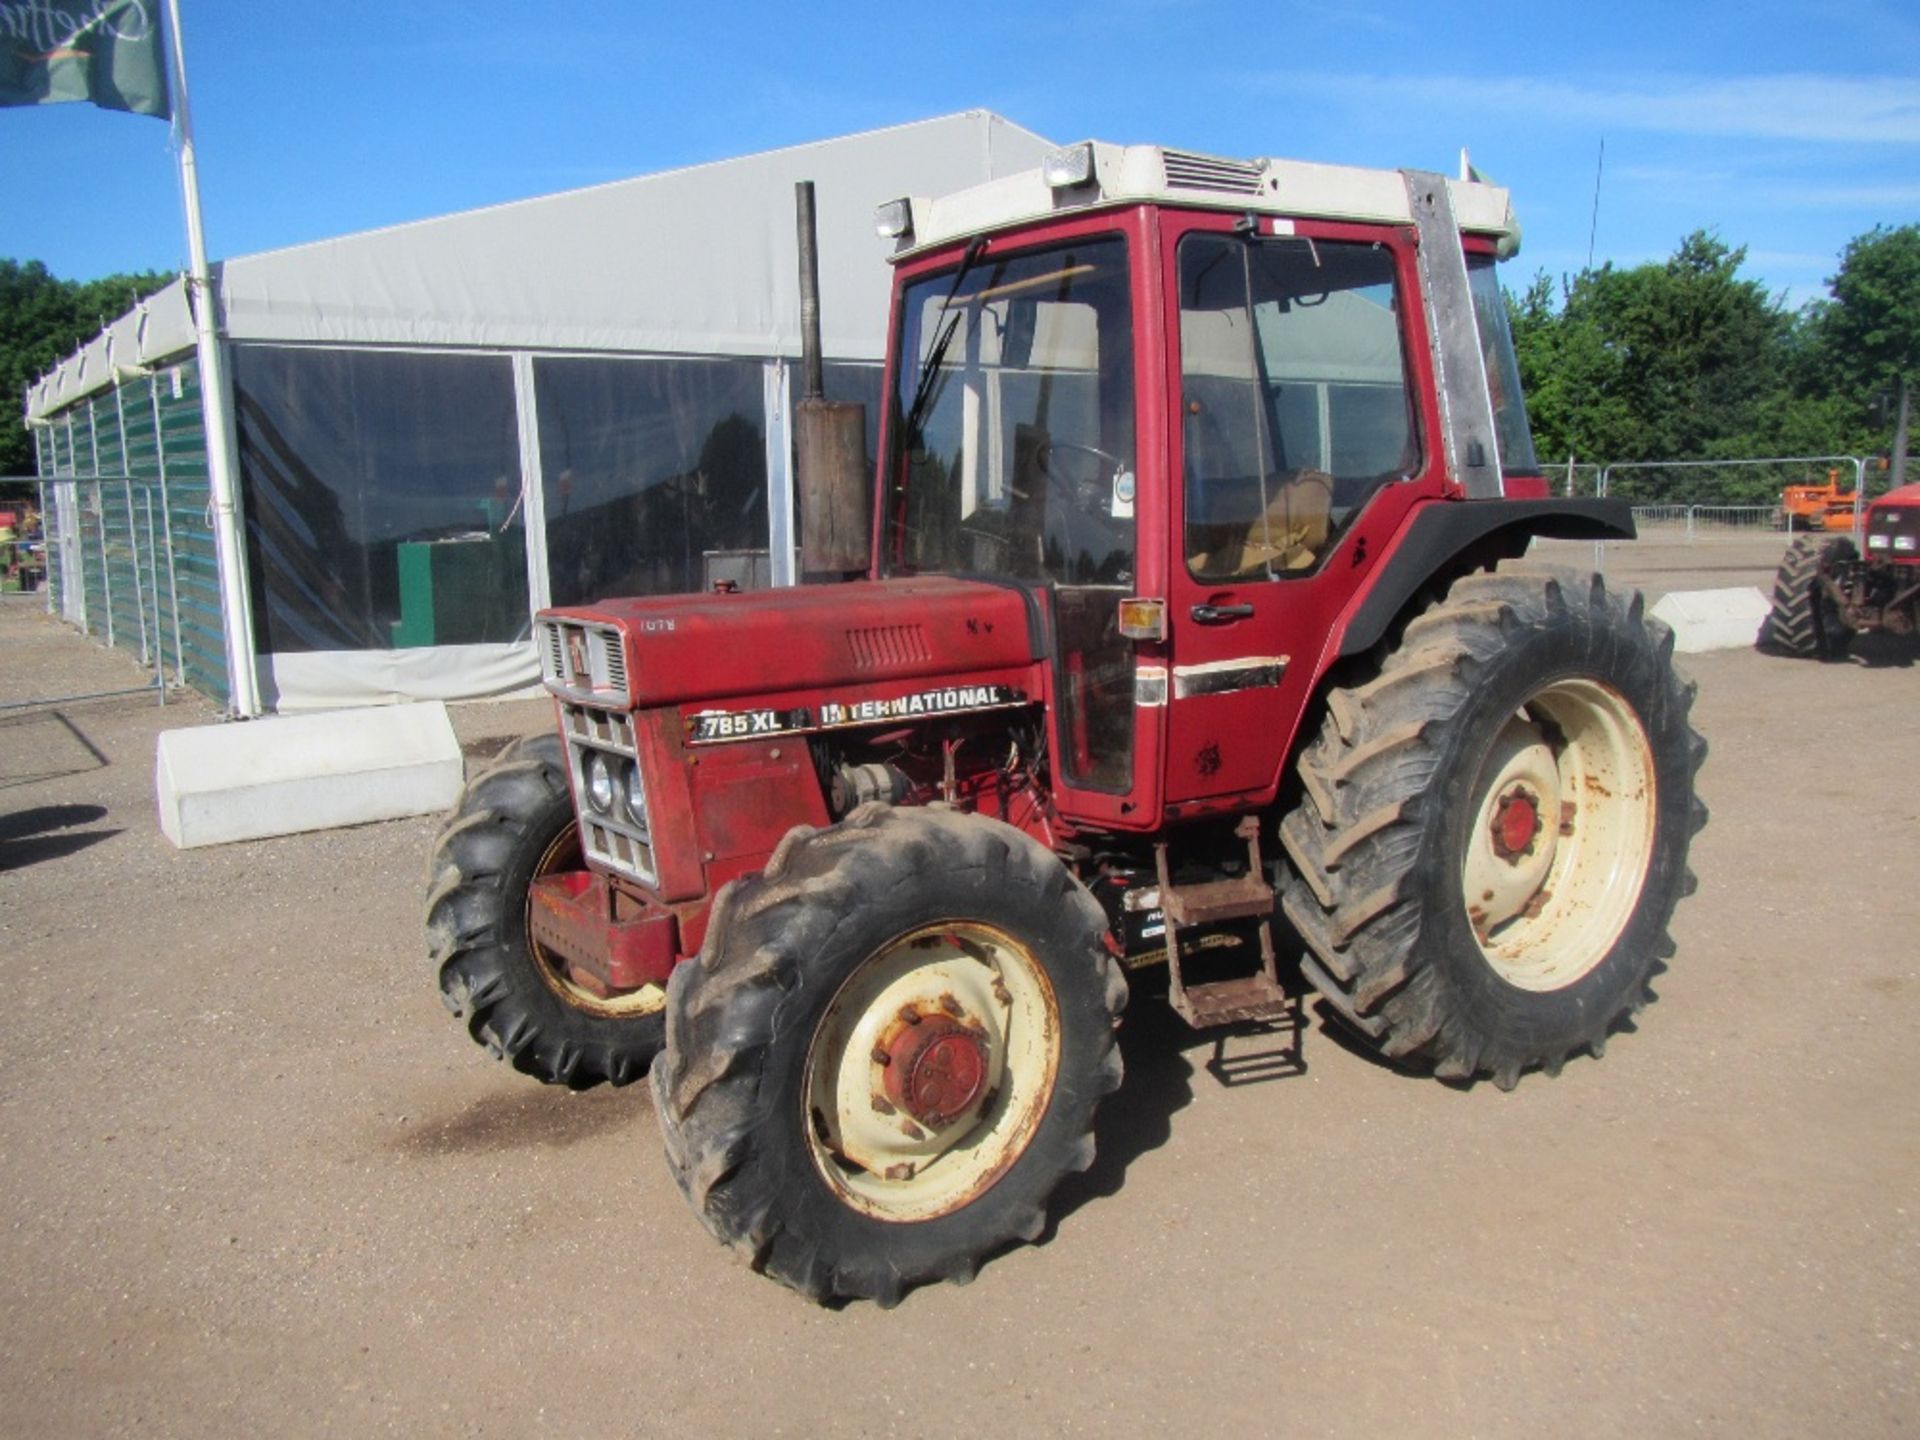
0 259 173 479
1509 224 1918 502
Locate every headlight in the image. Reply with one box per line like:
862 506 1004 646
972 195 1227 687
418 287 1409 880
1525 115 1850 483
584 751 615 813
623 760 648 823
1896 534 1917 552
1869 533 1890 550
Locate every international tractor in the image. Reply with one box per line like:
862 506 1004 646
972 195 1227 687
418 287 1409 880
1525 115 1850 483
1765 483 1920 658
425 142 1707 1305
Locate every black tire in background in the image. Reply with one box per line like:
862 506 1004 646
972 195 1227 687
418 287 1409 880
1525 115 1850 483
651 804 1127 1306
1280 564 1707 1090
426 732 664 1088
1765 534 1856 660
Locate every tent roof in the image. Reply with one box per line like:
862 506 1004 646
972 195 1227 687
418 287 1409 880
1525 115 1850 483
25 111 1052 424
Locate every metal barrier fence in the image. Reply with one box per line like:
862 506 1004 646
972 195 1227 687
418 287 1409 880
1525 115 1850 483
25 360 230 707
1630 503 1781 538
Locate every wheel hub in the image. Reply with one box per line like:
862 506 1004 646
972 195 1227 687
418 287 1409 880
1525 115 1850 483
880 1007 991 1130
1491 785 1541 861
803 922 1061 1222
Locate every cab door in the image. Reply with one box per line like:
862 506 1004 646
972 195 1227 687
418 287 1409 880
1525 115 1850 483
1158 210 1433 812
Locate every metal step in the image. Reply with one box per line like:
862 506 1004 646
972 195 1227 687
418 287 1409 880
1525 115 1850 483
1169 971 1292 1028
1155 817 1289 1031
1161 872 1275 926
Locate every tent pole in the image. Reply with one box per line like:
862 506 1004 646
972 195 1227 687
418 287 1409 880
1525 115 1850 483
165 0 261 718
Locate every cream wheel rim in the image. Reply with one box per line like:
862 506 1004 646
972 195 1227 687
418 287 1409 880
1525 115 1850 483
526 824 666 1018
803 922 1061 1223
1460 678 1657 992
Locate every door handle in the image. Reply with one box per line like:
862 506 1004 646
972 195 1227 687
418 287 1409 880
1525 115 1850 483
1191 602 1254 624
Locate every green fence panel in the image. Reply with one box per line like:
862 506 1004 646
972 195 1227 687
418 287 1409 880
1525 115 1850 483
79 479 109 641
92 396 150 664
33 429 62 613
153 360 228 706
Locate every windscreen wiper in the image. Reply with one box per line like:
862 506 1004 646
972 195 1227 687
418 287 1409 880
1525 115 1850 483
900 236 987 448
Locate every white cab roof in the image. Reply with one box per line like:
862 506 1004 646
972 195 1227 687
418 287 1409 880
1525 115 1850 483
893 141 1520 261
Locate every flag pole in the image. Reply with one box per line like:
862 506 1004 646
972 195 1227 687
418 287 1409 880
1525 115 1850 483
163 0 261 718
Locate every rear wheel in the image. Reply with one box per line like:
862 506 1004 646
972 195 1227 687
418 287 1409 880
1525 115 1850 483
1280 564 1707 1089
1765 535 1856 660
426 733 664 1088
651 805 1126 1305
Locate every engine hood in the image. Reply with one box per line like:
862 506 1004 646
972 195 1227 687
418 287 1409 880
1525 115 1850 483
544 577 1044 709
1870 482 1920 513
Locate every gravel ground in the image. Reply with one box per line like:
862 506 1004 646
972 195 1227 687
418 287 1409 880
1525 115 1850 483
1 546 1915 1439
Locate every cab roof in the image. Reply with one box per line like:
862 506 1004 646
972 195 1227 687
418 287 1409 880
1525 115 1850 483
888 141 1521 262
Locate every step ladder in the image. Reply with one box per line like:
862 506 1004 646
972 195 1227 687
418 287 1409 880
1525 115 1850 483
1153 816 1291 1028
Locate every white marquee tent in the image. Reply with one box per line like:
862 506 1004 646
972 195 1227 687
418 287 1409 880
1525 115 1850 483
25 111 1053 711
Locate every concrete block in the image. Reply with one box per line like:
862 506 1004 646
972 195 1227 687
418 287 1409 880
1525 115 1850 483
157 702 464 849
1649 586 1773 654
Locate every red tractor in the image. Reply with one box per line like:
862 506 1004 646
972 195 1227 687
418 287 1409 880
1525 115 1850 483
1765 483 1920 658
426 143 1706 1304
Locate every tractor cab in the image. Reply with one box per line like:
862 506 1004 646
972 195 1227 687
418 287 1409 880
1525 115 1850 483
857 143 1544 831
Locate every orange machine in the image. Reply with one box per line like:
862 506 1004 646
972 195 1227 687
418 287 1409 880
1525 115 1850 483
1781 472 1865 532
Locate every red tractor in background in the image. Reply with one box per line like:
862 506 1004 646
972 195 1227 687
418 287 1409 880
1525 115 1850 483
426 143 1707 1304
1766 482 1920 657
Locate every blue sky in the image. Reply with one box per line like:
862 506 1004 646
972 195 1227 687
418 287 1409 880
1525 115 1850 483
2 0 1916 312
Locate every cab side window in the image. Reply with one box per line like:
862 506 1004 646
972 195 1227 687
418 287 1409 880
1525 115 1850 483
1179 233 1418 581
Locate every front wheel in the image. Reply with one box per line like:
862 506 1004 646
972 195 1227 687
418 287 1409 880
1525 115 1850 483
425 733 665 1088
1280 564 1707 1089
651 805 1127 1305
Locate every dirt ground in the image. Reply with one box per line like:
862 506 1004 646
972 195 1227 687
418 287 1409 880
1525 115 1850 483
1 535 1915 1439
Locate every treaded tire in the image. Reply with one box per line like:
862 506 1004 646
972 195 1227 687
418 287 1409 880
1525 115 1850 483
650 804 1127 1306
426 732 664 1089
1764 535 1856 660
1279 563 1707 1090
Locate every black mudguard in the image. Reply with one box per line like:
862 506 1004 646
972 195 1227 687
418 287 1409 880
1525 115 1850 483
1338 497 1636 659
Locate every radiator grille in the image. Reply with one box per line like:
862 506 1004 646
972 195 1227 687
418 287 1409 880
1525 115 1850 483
559 703 656 885
538 618 630 701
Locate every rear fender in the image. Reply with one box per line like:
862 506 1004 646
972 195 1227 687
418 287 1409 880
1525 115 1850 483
1333 498 1636 661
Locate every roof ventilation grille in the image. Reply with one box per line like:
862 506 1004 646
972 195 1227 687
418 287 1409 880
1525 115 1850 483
1162 150 1266 195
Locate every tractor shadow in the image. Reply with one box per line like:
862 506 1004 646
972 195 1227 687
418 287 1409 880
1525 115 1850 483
1045 960 1309 1235
1847 632 1920 668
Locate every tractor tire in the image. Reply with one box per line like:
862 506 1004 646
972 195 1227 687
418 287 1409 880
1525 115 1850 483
1764 535 1856 660
426 732 664 1089
650 804 1127 1306
1279 563 1707 1090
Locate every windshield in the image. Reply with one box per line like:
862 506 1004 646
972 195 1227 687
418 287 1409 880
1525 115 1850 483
884 236 1135 586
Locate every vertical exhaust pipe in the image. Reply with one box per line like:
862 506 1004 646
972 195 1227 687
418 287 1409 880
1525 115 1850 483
796 180 826 403
792 180 871 581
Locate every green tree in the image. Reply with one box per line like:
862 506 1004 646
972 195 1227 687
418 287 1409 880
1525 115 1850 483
1505 232 1867 500
0 259 173 479
1806 224 1920 482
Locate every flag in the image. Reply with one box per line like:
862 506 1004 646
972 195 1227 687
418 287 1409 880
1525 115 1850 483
0 0 170 118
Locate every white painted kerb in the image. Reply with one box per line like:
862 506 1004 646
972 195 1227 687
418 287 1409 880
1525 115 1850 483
156 703 464 849
1649 586 1774 655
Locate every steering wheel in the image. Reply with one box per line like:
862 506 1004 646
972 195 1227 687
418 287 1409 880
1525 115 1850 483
1038 438 1125 481
1037 439 1129 516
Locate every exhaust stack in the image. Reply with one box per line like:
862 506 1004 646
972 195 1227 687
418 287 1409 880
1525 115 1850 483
793 180 871 580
